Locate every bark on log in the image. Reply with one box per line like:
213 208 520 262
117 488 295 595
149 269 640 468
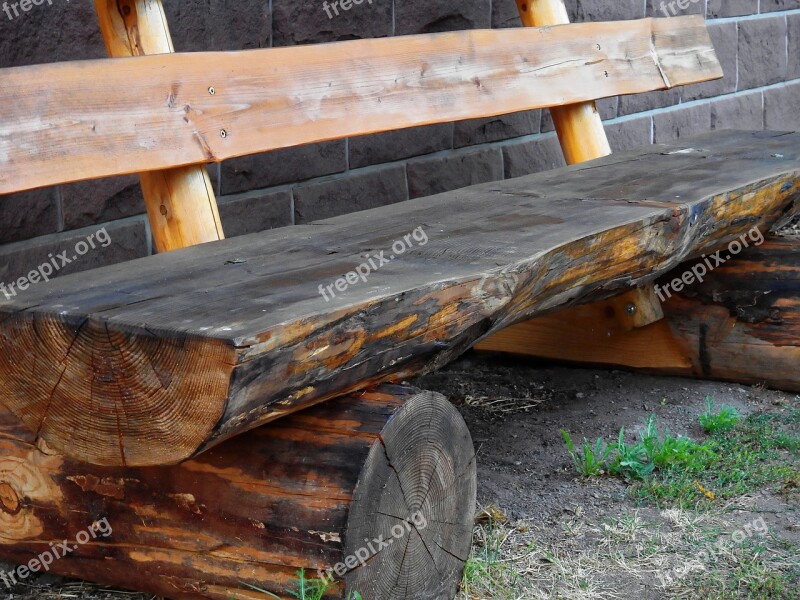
1 130 798 466
0 385 476 600
477 235 800 391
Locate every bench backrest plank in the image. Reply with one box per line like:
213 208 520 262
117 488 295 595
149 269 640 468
0 16 721 195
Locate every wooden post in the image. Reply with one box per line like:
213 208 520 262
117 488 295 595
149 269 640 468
514 0 612 163
477 0 662 358
94 0 224 251
514 0 660 322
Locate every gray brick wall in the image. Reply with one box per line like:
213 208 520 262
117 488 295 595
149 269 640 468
1 0 799 282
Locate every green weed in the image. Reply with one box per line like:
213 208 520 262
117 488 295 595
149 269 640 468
561 399 799 507
240 569 363 600
560 429 610 476
699 396 741 433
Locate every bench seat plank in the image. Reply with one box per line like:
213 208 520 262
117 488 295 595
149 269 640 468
0 16 720 194
0 130 797 466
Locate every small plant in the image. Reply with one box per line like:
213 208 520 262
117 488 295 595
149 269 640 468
609 425 654 480
562 415 715 482
287 569 331 600
560 429 610 476
242 569 330 600
699 396 741 433
242 569 363 600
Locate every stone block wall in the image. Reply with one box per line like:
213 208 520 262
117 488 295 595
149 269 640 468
1 0 798 285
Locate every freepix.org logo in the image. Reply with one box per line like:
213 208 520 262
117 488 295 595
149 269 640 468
2 0 54 21
318 226 429 302
0 518 112 589
0 227 112 301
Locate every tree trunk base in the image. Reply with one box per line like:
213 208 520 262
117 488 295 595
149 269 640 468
0 384 476 600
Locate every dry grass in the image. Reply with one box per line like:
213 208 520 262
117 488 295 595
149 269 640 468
0 580 158 600
457 502 798 599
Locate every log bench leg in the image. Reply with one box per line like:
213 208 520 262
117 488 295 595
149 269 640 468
0 384 476 599
476 236 800 392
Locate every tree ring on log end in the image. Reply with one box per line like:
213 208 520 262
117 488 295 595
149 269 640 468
0 314 235 466
343 391 476 599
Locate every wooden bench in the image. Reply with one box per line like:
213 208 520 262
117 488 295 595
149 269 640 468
0 1 797 598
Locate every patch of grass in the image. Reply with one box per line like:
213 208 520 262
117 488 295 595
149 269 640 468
562 415 711 482
561 400 800 509
634 404 800 508
560 430 610 476
460 515 534 599
699 396 741 433
667 537 800 599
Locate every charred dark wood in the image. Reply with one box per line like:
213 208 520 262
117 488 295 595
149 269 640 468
478 235 800 391
0 130 798 466
0 384 475 599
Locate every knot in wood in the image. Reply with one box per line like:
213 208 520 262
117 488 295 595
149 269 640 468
0 481 20 515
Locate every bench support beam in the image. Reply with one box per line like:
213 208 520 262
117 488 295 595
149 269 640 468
515 0 612 163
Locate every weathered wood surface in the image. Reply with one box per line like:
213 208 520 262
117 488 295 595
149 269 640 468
0 130 798 467
477 235 800 391
0 384 476 599
94 0 226 251
0 16 720 194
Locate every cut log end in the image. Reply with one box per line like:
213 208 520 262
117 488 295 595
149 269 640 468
0 385 477 600
343 391 476 599
0 314 235 466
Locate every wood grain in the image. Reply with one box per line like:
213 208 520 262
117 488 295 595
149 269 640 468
0 384 476 599
0 16 721 194
94 0 225 252
0 130 796 466
477 235 800 391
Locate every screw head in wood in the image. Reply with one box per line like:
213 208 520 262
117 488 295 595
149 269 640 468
208 86 216 95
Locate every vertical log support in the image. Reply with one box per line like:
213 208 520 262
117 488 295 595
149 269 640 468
94 0 224 251
515 0 658 314
514 0 612 163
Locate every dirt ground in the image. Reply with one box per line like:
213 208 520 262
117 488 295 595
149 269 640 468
1 352 797 599
420 353 796 525
422 354 799 599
